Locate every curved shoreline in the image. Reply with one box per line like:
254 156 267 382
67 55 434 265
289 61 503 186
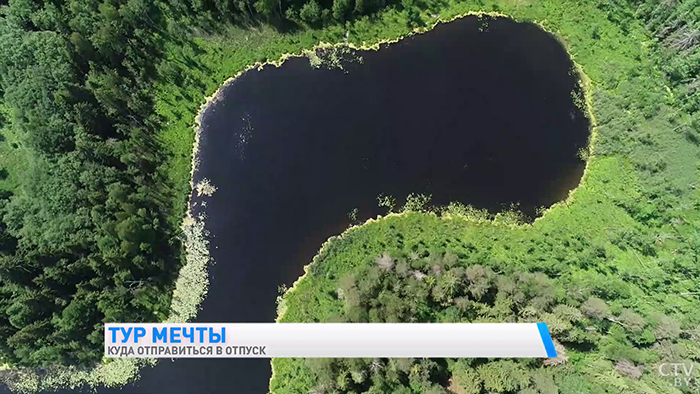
263 13 598 391
0 10 595 394
270 16 598 322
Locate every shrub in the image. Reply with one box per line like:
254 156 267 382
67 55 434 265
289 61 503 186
299 0 322 25
580 297 610 319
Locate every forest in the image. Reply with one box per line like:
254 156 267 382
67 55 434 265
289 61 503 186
272 202 700 393
0 0 407 370
0 0 698 392
0 0 182 367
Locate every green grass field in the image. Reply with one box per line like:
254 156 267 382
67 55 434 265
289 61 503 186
0 104 30 196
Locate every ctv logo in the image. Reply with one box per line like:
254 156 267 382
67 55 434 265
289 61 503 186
658 363 699 387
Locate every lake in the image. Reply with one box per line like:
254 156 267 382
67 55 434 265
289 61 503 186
48 14 589 394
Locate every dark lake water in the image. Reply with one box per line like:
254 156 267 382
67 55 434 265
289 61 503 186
43 14 588 394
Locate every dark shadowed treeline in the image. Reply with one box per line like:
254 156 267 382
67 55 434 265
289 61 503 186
169 0 402 29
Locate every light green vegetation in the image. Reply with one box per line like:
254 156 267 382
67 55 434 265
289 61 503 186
0 104 30 195
271 164 699 392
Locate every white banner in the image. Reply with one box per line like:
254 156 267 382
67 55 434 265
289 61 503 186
104 323 557 358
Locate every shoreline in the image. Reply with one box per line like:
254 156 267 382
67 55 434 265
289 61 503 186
264 13 598 392
0 10 596 394
269 14 598 323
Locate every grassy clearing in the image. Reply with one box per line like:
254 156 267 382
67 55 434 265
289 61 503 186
0 104 30 196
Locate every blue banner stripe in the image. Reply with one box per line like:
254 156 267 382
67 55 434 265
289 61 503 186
536 322 557 358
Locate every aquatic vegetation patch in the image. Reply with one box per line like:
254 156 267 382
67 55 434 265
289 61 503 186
303 43 364 71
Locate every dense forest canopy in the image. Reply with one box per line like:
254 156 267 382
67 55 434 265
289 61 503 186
0 0 697 392
0 0 183 366
0 0 418 369
286 244 690 393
